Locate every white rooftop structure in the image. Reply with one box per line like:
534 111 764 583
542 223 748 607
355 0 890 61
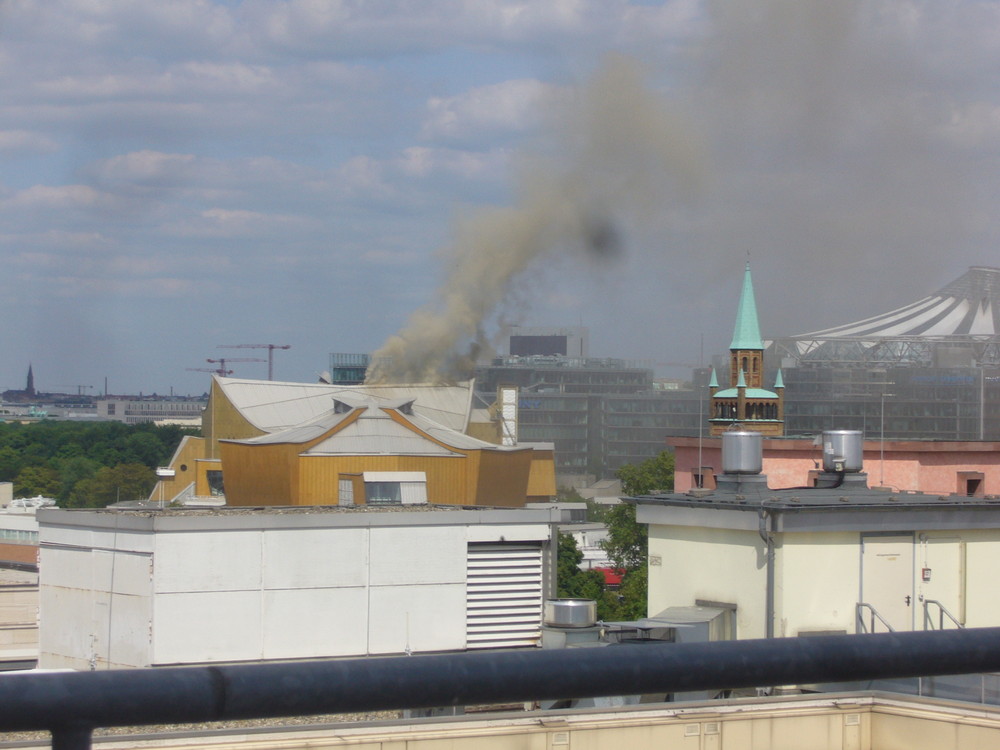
211 376 476 434
775 266 1000 366
229 396 517 456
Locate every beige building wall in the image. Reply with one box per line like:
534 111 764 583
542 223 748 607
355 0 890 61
777 532 859 636
948 528 1000 628
64 694 1000 750
0 578 37 663
648 524 767 638
648 516 1000 640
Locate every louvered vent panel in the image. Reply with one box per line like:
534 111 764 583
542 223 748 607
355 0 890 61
466 543 544 649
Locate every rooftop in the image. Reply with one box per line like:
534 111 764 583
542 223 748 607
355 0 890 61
633 472 1000 532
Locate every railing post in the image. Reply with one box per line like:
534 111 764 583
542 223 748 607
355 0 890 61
52 725 93 750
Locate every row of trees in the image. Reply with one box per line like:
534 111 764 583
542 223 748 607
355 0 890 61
557 451 674 621
0 421 195 507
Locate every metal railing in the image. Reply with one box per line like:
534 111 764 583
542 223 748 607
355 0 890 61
856 602 896 633
923 599 965 630
6 628 1000 749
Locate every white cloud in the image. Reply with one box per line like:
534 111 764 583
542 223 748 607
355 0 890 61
164 207 308 238
93 150 198 185
421 79 559 143
0 130 59 154
7 229 114 253
48 275 212 299
397 146 509 182
2 184 119 212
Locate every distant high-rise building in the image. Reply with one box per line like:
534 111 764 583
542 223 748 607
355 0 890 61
475 356 707 480
501 326 589 358
768 266 1000 440
328 353 371 385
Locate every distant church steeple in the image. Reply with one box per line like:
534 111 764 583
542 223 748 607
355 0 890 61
709 262 784 436
25 364 35 397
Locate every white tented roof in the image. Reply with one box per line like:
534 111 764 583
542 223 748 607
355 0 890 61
227 397 520 456
213 376 475 434
304 407 463 456
795 266 1000 339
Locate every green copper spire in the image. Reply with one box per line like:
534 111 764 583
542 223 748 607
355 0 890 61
730 261 764 351
774 368 784 389
708 368 719 388
736 369 747 388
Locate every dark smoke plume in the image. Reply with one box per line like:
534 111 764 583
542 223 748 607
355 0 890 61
366 55 706 384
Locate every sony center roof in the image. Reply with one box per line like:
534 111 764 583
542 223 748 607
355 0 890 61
796 266 1000 340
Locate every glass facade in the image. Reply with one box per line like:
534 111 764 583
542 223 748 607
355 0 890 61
778 366 1000 440
475 358 709 478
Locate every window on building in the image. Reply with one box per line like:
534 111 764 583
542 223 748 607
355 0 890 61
338 477 355 506
362 472 427 505
206 470 225 497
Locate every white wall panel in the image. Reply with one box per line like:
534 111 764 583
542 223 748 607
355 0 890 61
104 593 152 668
155 531 262 593
39 526 154 554
262 528 368 589
466 524 551 543
262 588 368 658
152 591 261 664
40 546 95 591
108 552 153 597
38 586 96 668
368 527 464 585
367 583 466 654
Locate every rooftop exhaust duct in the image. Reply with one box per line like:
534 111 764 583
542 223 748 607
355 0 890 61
716 430 768 492
822 430 863 473
721 431 763 475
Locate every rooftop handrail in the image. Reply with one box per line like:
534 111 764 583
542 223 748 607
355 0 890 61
923 599 965 630
7 628 1000 749
856 602 896 633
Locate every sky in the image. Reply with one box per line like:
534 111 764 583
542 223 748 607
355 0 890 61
1 0 999 394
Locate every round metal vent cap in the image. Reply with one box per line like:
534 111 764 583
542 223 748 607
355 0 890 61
544 598 597 628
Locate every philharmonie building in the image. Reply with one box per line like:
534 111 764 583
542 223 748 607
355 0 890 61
770 266 1000 440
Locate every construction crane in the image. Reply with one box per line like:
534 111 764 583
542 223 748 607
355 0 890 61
206 358 266 377
218 344 291 380
187 366 233 376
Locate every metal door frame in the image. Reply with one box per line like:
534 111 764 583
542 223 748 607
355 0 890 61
859 531 915 632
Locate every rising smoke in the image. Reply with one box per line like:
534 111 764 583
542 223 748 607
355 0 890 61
368 0 980 383
365 55 707 384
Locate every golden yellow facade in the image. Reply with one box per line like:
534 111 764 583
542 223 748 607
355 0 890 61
149 436 204 501
154 378 557 507
525 447 558 501
202 379 266 459
221 442 545 508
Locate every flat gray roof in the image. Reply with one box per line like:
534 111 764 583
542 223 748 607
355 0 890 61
633 474 1000 533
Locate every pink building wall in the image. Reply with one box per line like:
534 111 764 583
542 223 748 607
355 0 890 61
669 437 1000 497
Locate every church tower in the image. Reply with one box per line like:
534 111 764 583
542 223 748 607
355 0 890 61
709 262 784 436
25 364 35 397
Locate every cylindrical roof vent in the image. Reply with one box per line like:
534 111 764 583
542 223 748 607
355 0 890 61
822 430 864 473
722 430 763 475
544 599 597 628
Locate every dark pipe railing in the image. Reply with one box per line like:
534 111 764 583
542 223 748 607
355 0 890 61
7 627 1000 749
